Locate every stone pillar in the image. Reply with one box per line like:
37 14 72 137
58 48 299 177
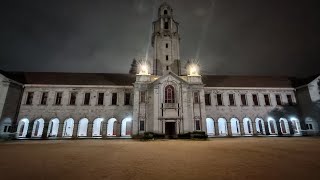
42 122 49 139
252 121 257 136
102 121 107 138
239 121 245 136
26 121 34 138
227 121 232 136
57 123 64 137
214 121 219 136
72 123 78 138
87 122 93 137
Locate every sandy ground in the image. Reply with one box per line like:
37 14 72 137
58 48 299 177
0 138 320 180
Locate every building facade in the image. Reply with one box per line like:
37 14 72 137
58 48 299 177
0 3 318 139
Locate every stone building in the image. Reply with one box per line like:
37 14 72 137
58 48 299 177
0 3 319 139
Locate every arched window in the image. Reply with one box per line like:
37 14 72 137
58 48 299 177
164 10 168 15
165 85 175 103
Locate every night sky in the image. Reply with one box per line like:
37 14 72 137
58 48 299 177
0 0 319 77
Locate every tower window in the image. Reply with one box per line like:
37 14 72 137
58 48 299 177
166 43 168 48
276 94 282 105
166 66 169 70
166 55 168 61
165 85 175 103
164 22 169 29
140 91 146 103
164 10 168 15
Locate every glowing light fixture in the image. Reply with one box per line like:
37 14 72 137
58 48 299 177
138 62 150 75
188 64 200 76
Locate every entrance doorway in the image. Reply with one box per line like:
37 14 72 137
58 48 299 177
165 122 176 138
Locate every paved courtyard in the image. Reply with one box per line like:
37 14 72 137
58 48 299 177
0 137 320 180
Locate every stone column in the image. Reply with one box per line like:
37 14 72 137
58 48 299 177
227 121 232 136
42 122 49 139
87 122 93 138
239 121 245 136
102 121 107 138
214 121 219 136
26 121 34 138
252 121 257 136
72 122 78 138
57 123 64 138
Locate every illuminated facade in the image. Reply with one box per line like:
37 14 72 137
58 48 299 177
0 3 318 139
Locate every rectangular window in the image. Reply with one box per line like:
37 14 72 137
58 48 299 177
240 94 247 106
195 120 201 130
7 126 12 132
139 121 145 131
98 93 104 105
217 94 223 106
4 126 7 132
166 66 169 70
264 94 271 106
40 92 48 105
205 93 211 105
275 94 282 105
166 55 168 60
164 22 169 29
194 92 199 104
252 94 259 106
229 94 235 106
26 92 34 105
55 92 62 105
287 95 293 106
140 91 146 103
84 93 90 105
124 93 131 105
166 43 168 48
111 93 117 105
69 92 77 105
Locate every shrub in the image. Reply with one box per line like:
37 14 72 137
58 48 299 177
178 132 191 139
190 131 208 139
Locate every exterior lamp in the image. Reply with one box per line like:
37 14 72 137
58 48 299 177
138 62 150 75
188 64 200 76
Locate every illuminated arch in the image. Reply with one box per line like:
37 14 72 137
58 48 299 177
92 118 104 137
268 118 277 135
206 118 215 137
32 118 45 137
47 118 59 137
279 118 290 134
17 118 29 138
218 118 227 136
62 118 74 137
107 118 117 136
121 117 132 136
77 118 89 137
243 118 253 135
255 118 266 135
230 118 241 136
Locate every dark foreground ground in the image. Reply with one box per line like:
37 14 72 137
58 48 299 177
0 137 320 180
